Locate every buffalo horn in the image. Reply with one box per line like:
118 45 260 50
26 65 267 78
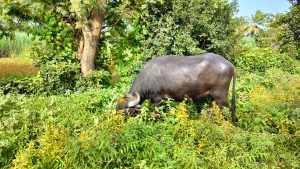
127 92 140 107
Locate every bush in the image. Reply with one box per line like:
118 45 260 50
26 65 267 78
0 63 79 95
76 70 112 90
0 62 112 95
234 42 300 73
236 69 300 134
141 0 237 58
37 63 80 94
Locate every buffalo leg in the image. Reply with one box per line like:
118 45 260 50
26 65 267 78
210 91 232 120
211 90 229 108
214 95 237 122
215 97 229 110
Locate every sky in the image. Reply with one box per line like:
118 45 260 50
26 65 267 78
237 0 292 18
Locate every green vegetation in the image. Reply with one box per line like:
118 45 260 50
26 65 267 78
1 79 299 168
235 38 300 73
0 32 35 58
1 0 300 168
0 32 39 79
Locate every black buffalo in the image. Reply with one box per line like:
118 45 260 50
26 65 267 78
116 53 237 122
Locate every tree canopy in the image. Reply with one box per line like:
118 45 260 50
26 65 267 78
1 0 239 74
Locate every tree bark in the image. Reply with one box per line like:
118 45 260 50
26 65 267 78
79 7 105 76
76 35 84 60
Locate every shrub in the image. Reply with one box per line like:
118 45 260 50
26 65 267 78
76 70 111 91
234 43 300 73
37 63 80 94
0 63 79 95
141 0 238 58
0 62 113 95
236 69 300 134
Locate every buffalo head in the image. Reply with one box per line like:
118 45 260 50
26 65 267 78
116 92 142 117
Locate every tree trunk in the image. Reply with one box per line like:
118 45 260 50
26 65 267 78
76 35 84 60
79 8 105 76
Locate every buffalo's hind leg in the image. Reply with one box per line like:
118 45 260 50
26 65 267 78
211 90 229 108
210 91 233 121
214 95 237 122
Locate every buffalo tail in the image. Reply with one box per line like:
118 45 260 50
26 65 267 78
231 69 237 122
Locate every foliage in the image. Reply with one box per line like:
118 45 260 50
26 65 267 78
234 37 300 73
30 8 77 65
76 70 111 90
236 68 300 134
1 0 78 65
251 10 274 26
253 6 300 60
0 32 34 58
96 2 147 81
0 63 77 95
0 63 110 95
0 1 32 38
255 14 300 60
283 4 300 44
34 63 80 94
1 82 300 168
1 0 154 70
141 0 238 58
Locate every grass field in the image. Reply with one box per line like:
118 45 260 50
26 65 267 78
0 58 39 79
0 32 34 58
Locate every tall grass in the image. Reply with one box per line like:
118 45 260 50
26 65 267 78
0 32 39 79
0 58 39 79
0 32 34 58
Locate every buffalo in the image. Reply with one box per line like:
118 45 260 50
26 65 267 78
116 53 237 122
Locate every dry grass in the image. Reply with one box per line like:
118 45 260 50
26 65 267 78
0 58 39 79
